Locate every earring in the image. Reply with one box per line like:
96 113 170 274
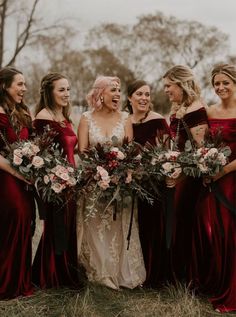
100 96 104 103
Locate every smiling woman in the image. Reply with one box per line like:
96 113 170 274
32 72 81 290
76 75 146 290
0 66 36 299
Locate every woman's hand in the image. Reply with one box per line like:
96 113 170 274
11 170 32 185
165 173 185 188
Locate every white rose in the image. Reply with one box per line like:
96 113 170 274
32 156 44 168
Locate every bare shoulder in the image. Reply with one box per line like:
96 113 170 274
148 111 164 120
207 104 218 118
186 100 208 114
0 106 5 114
35 108 52 120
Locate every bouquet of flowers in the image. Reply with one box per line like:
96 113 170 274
78 136 153 219
179 130 231 178
6 126 81 204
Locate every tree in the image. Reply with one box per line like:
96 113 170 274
0 0 41 67
85 11 230 111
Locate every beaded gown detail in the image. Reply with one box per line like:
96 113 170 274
0 113 35 299
190 118 236 313
77 111 146 289
133 118 170 287
32 119 80 289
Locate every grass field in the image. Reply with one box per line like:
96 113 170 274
0 220 234 317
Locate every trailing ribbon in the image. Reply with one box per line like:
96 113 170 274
164 187 175 249
127 192 135 250
210 182 236 216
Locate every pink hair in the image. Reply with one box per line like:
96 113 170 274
86 76 120 109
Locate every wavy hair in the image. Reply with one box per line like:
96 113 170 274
86 76 120 110
0 66 32 131
163 65 201 115
35 72 71 121
211 63 236 86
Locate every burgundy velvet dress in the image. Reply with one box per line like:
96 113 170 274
32 119 80 289
0 113 35 299
169 108 208 282
133 118 170 287
190 118 236 313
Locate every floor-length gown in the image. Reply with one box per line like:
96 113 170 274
32 119 80 289
133 118 170 287
169 107 208 282
0 113 35 299
190 118 236 313
77 110 146 289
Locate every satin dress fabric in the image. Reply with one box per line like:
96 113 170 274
133 118 170 287
169 108 208 282
32 119 80 289
190 118 236 313
0 113 35 299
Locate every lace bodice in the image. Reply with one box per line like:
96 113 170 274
83 110 128 145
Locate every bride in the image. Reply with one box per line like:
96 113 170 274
76 75 146 289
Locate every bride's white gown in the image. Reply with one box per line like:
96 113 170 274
77 110 146 289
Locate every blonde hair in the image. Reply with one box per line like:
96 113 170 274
163 65 201 115
86 76 120 110
211 63 236 86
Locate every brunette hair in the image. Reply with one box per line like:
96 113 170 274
86 76 120 110
0 66 32 130
211 63 236 86
35 72 71 121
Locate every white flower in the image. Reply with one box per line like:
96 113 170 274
44 175 50 184
51 182 64 193
32 156 44 168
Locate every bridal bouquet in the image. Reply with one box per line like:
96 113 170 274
78 137 153 219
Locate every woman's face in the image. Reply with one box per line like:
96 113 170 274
128 85 151 113
6 73 27 104
102 80 121 111
163 77 183 104
213 73 236 100
52 78 70 108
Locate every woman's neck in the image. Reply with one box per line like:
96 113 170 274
132 110 150 123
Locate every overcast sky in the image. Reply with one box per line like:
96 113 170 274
40 0 236 54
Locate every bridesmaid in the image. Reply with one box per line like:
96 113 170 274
190 63 236 313
0 67 35 299
32 72 80 289
162 65 208 283
125 79 170 287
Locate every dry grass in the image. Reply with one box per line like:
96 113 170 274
1 283 235 317
1 217 235 317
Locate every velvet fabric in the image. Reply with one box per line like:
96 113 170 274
0 113 35 299
190 118 236 313
169 108 208 282
133 118 170 287
32 119 80 289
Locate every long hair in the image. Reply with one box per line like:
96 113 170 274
86 76 120 110
163 65 201 115
211 63 236 86
35 72 71 121
0 66 32 130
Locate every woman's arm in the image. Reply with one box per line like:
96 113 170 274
77 114 89 153
190 123 208 146
0 154 31 184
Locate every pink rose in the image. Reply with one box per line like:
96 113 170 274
13 154 23 165
32 156 44 168
51 182 65 193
